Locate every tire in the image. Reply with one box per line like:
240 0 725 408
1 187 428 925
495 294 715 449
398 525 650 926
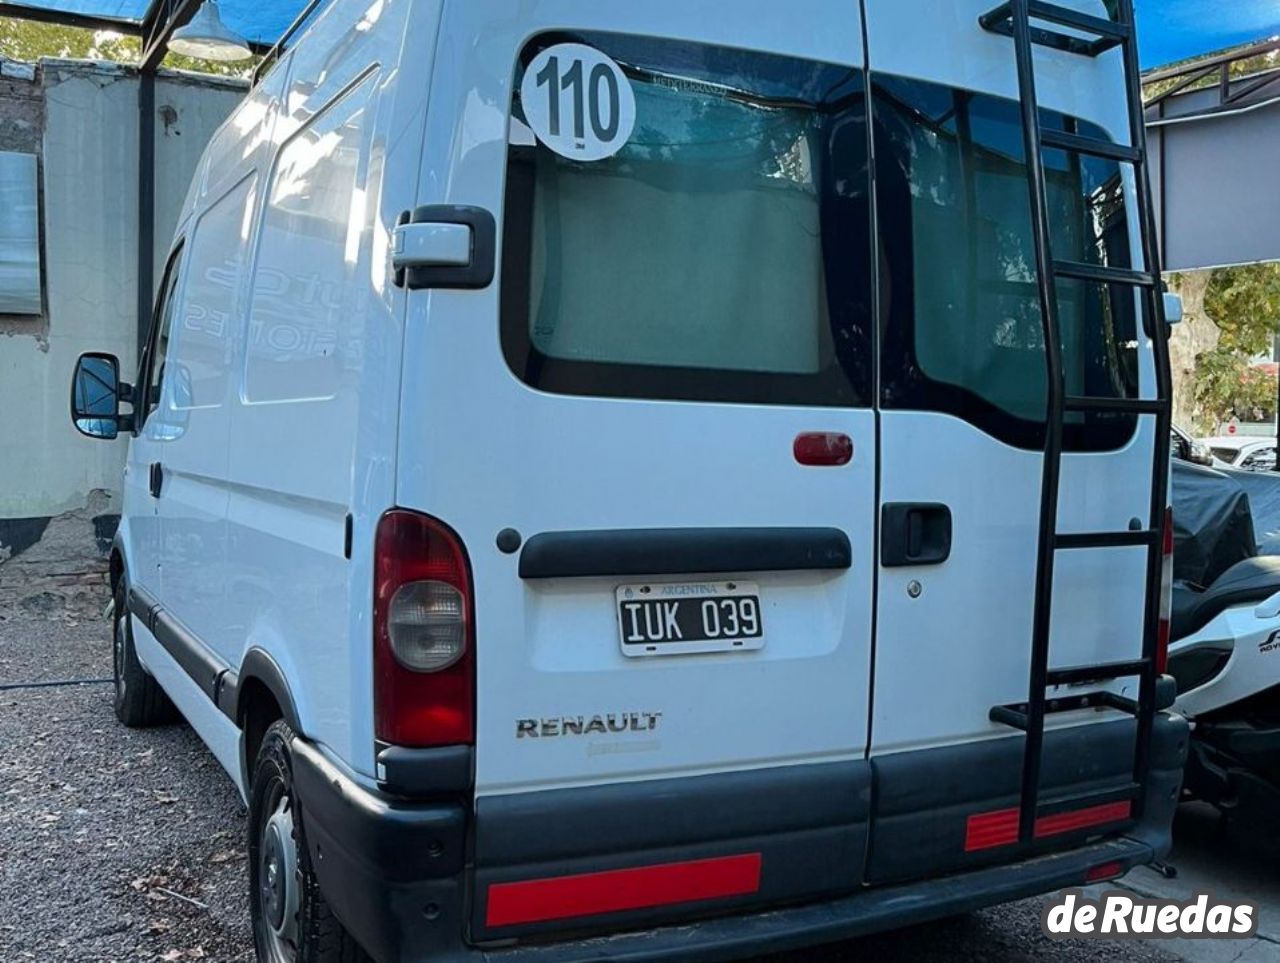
249 719 371 963
112 575 177 727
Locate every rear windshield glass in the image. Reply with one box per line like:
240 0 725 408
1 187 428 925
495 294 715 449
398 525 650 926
500 34 1143 452
874 76 1141 451
501 33 873 407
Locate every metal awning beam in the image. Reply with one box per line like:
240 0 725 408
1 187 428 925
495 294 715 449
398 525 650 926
138 0 199 71
1143 36 1280 84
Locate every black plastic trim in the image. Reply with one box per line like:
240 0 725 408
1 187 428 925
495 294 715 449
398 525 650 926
128 586 226 703
518 527 852 579
289 736 468 963
1155 673 1178 711
880 503 952 567
400 205 496 290
475 761 869 869
472 761 871 942
280 724 1181 962
377 745 473 797
466 838 1152 961
866 713 1187 883
221 647 302 733
125 590 303 740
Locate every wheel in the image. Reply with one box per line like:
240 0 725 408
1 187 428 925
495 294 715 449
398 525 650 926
249 719 370 963
112 575 176 727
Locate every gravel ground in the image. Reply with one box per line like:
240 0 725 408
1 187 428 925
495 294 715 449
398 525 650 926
0 607 1185 963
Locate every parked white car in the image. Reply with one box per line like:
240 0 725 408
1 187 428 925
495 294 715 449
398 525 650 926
1203 436 1278 472
68 1 1187 960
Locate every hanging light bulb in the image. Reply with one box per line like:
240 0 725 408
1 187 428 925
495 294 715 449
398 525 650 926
168 0 251 62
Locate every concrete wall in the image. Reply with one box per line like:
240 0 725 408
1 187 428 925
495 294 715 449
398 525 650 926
0 58 244 557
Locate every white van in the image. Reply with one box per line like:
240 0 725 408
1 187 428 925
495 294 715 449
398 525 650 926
71 1 1188 960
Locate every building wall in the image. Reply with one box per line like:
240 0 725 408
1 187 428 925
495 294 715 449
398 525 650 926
0 58 244 558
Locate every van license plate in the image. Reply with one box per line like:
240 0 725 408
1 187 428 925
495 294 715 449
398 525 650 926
616 581 764 657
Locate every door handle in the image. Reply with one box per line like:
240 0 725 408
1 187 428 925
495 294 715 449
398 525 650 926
881 503 951 567
149 462 163 499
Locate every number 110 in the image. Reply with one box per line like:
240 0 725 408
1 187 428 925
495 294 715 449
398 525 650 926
533 55 621 143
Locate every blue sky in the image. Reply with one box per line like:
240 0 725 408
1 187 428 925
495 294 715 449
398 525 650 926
1137 0 1280 68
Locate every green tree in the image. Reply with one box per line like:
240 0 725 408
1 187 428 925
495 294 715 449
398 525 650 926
1204 261 1280 355
1194 346 1278 430
1187 262 1280 432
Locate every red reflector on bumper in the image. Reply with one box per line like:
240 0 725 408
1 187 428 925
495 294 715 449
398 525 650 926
1035 801 1132 839
964 801 1133 852
485 853 763 928
1085 860 1126 882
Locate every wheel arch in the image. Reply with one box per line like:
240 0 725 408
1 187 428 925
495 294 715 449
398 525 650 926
230 648 303 782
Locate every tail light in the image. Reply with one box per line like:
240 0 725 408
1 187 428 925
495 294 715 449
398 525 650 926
1156 506 1173 675
374 509 474 747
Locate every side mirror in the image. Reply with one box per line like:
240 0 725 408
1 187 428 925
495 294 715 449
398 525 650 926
70 352 130 439
1163 292 1184 325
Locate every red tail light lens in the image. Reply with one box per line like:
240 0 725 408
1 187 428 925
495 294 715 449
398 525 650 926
1156 506 1173 675
374 510 474 747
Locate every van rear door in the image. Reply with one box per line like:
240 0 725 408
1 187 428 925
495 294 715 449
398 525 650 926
399 0 878 937
863 0 1157 881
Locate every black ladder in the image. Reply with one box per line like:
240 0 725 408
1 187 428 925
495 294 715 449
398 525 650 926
979 0 1174 846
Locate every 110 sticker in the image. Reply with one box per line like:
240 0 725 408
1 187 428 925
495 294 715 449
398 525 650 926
520 42 637 161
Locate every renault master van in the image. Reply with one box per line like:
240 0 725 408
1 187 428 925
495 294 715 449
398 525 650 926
71 0 1188 960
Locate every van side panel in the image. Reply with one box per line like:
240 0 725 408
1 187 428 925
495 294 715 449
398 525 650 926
157 173 257 667
220 0 443 774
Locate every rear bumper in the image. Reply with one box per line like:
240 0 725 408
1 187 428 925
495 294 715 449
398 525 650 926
291 712 1187 963
470 836 1154 962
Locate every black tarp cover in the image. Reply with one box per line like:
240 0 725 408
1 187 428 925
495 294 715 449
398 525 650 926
1224 467 1280 556
1171 460 1256 588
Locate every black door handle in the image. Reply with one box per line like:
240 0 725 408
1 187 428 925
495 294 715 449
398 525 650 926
149 462 163 499
881 503 952 567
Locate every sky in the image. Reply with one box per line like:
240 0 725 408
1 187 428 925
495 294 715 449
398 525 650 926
1136 0 1280 68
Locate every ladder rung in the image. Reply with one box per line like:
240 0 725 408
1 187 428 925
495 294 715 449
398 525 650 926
1027 1 1129 41
1064 396 1165 414
978 1 1128 57
1040 128 1140 163
1055 530 1159 549
1047 658 1149 686
990 705 1029 731
1053 260 1156 287
1037 783 1140 818
989 690 1140 733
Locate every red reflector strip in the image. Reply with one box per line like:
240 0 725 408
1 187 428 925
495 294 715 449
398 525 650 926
964 807 1021 852
1034 801 1132 839
964 801 1133 853
1085 860 1126 883
485 853 762 928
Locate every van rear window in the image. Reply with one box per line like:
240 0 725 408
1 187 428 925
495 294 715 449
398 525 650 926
500 35 1143 450
500 34 873 407
873 76 1142 451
